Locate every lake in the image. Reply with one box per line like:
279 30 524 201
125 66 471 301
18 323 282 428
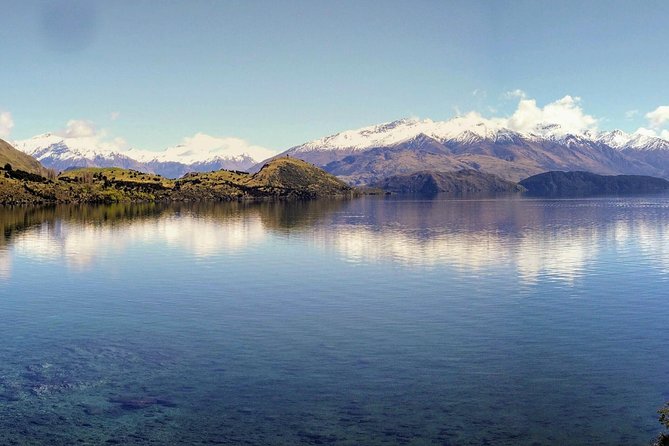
0 196 668 445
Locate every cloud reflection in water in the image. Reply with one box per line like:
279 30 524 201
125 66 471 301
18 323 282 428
1 198 669 286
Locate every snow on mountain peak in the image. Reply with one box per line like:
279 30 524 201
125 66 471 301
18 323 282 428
624 131 669 151
14 131 277 168
591 128 669 151
596 129 633 149
293 114 510 152
15 133 126 159
290 111 669 154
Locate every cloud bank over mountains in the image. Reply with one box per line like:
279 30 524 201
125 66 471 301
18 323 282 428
126 133 276 165
505 95 598 136
448 94 600 138
0 111 14 138
53 119 130 152
644 106 669 140
496 92 668 141
646 106 669 128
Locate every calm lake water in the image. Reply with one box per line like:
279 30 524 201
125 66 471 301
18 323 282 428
0 196 668 445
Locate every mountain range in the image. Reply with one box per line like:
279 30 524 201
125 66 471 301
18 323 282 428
11 116 669 184
268 117 669 184
13 133 266 178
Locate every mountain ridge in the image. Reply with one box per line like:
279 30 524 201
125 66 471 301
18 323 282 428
255 117 669 184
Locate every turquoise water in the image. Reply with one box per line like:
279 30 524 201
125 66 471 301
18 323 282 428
0 197 668 445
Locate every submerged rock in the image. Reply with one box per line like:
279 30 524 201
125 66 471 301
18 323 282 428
0 391 21 402
108 396 177 410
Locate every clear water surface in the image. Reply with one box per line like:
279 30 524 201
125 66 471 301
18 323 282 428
0 196 668 445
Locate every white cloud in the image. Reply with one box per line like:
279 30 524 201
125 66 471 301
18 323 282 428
60 119 128 152
503 89 527 100
505 95 598 135
625 109 639 119
60 119 97 138
0 111 14 138
646 105 669 128
634 127 657 137
156 133 276 163
472 89 487 98
123 133 277 164
628 127 669 141
110 111 120 121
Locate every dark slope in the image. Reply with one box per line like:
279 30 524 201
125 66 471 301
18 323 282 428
519 171 669 197
0 138 49 175
372 169 524 194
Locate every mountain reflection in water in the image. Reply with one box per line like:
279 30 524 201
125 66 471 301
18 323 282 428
2 197 669 285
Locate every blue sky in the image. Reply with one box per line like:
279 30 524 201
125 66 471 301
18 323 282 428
1 0 668 152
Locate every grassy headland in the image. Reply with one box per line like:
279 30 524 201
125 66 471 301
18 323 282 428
0 157 354 205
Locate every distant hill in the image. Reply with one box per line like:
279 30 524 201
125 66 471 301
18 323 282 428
0 157 353 205
372 169 524 194
0 138 49 176
519 171 669 197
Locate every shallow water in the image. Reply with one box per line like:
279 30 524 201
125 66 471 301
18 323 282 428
0 196 668 445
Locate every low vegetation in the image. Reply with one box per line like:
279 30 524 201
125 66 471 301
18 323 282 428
0 157 354 205
654 403 669 446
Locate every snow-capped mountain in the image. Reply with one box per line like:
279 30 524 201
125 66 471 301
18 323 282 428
594 129 669 151
261 117 669 184
596 129 631 149
14 132 275 178
289 117 669 154
291 116 510 153
15 133 147 172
